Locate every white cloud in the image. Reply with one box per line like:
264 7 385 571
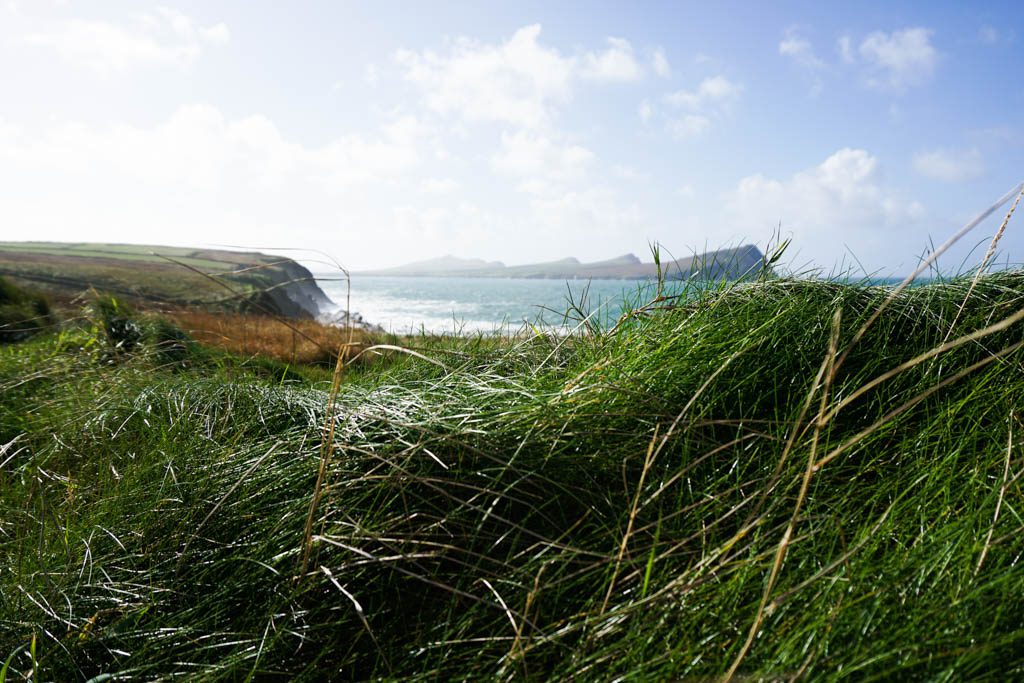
580 36 643 82
395 25 650 129
198 23 230 45
913 147 985 182
779 29 825 70
858 27 937 91
152 6 194 37
725 148 925 268
364 63 380 86
612 164 648 181
662 75 741 139
780 28 826 95
652 48 671 78
667 114 710 140
490 130 594 194
396 24 575 129
420 177 460 194
24 19 200 72
0 106 458 268
0 105 427 195
666 75 742 110
24 8 229 73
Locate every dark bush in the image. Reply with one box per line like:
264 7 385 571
92 295 142 352
0 276 54 343
144 317 194 364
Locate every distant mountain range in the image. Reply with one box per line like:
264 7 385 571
358 245 766 280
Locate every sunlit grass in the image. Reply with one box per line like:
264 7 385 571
1 265 1023 680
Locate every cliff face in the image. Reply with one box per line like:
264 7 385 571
247 258 335 320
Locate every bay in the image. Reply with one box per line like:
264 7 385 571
315 275 669 334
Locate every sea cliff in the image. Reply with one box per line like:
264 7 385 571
0 241 334 319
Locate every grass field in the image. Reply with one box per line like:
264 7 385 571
1 265 1023 680
0 242 271 271
0 242 327 316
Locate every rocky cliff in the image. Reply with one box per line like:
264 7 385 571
240 257 335 320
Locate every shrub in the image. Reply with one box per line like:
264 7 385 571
0 276 54 343
91 294 142 352
143 316 194 365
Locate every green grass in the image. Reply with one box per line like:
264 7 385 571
0 242 322 316
0 245 228 270
1 271 1023 680
0 242 268 271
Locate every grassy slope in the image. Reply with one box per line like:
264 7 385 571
0 242 303 310
0 241 279 270
1 273 1023 680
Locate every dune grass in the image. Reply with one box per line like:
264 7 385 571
1 267 1023 680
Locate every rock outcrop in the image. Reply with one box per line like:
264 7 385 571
242 258 335 320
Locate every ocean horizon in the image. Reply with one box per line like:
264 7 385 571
314 273 912 334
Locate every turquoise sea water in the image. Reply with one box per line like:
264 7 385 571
315 274 910 334
315 275 675 333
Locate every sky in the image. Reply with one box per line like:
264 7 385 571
1 1 1022 274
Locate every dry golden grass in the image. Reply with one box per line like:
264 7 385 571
167 309 370 365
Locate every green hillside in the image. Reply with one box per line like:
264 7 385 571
0 241 333 318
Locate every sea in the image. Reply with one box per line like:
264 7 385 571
314 275 679 334
314 274 911 334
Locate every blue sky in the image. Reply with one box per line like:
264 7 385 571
1 1 1022 273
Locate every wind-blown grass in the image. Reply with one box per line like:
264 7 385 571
1 270 1023 680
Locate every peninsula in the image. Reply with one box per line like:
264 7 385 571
357 244 765 280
